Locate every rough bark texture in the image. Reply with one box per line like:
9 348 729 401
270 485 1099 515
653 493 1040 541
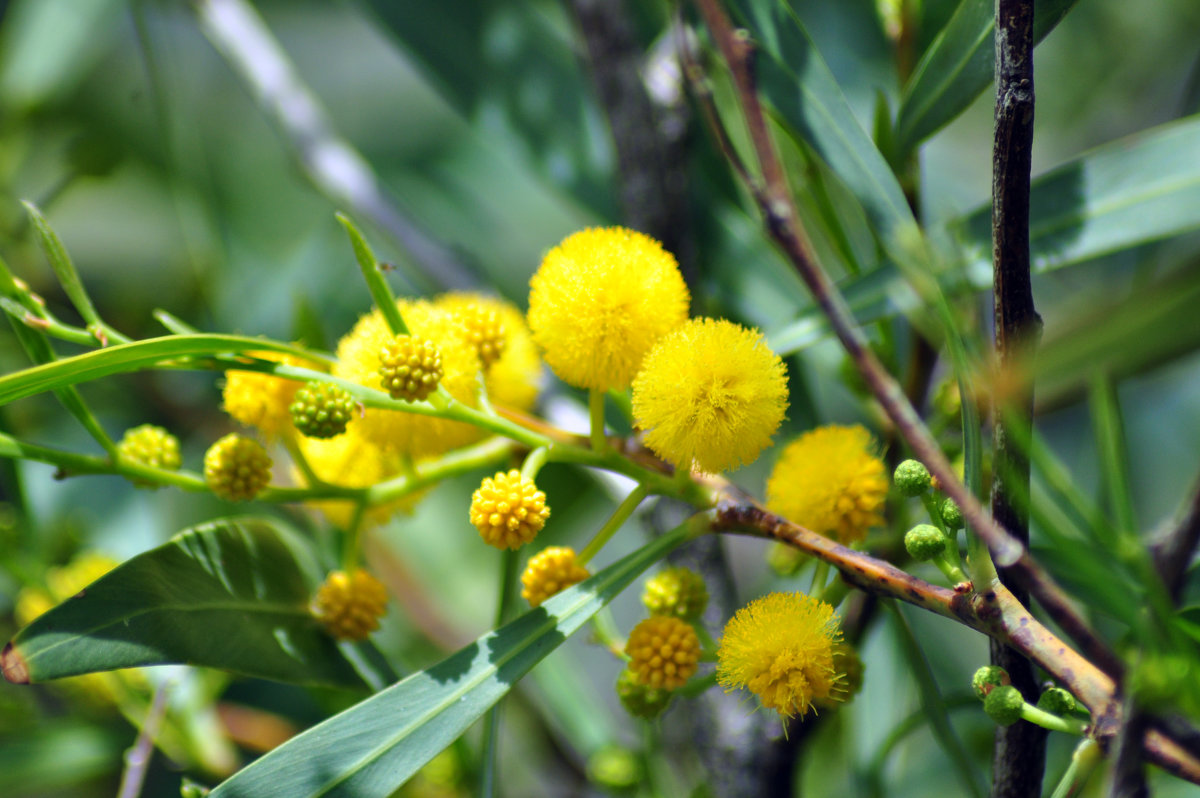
990 1 1047 796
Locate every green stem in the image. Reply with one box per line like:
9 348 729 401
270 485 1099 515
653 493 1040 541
932 553 969 585
283 433 326 488
340 501 368 571
1048 738 1102 798
578 485 650 566
676 670 718 698
589 388 607 453
1018 702 1089 736
479 549 520 798
336 212 408 336
809 559 831 599
521 446 550 481
591 607 628 659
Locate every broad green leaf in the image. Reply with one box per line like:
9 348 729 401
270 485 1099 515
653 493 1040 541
3 518 383 689
208 522 699 798
0 334 325 407
895 0 1078 156
951 115 1200 285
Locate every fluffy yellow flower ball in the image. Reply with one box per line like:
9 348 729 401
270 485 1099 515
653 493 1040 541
632 318 788 473
297 427 426 527
434 293 543 411
528 227 689 391
222 352 315 439
716 592 843 719
333 300 483 458
766 425 887 544
311 569 388 641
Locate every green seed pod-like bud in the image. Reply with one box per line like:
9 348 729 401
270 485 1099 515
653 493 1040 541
204 433 272 502
586 745 641 790
642 567 709 621
973 665 1011 700
290 381 357 439
117 424 182 488
984 684 1026 726
616 667 673 719
1036 686 1078 716
894 459 932 497
905 524 946 561
379 335 443 401
941 498 965 530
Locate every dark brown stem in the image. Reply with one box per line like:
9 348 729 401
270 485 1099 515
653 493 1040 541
685 0 1122 683
989 0 1046 794
1151 474 1200 602
1110 697 1150 798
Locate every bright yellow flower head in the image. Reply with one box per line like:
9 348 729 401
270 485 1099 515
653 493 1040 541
625 616 701 691
434 293 543 411
312 569 388 641
520 546 589 607
528 227 689 391
469 469 549 550
716 592 843 719
297 426 426 527
333 300 483 458
222 351 315 439
766 425 887 544
632 318 788 473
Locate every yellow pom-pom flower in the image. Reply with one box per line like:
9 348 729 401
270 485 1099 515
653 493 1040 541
116 424 181 486
626 616 701 691
312 569 388 641
520 546 589 607
222 352 314 439
434 293 507 368
333 300 483 458
296 427 427 527
469 469 549 549
716 592 843 719
203 433 272 502
435 293 543 411
632 318 788 473
642 567 709 621
528 227 689 391
379 335 444 401
766 425 887 544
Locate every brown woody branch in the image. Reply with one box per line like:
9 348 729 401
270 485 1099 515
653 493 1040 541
685 0 1124 682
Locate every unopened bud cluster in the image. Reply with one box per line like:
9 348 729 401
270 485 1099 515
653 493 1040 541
520 546 588 607
204 433 272 501
312 569 388 641
469 470 550 549
379 335 443 401
290 381 356 439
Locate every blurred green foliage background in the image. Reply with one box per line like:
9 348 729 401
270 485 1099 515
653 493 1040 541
2 0 1200 796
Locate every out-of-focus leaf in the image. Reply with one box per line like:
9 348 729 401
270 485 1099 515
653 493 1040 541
207 522 697 798
360 0 615 216
894 0 1078 156
3 518 382 689
0 0 127 111
951 114 1200 285
0 723 119 792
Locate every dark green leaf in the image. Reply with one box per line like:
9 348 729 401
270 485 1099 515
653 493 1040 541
895 0 1079 155
4 518 376 689
208 522 697 798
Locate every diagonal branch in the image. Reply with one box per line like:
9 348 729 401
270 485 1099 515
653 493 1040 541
685 0 1123 682
1151 473 1200 602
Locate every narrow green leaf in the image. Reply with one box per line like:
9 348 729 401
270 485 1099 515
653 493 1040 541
335 212 408 336
951 114 1200 283
0 334 321 406
3 518 375 689
1088 373 1137 534
895 0 1078 155
208 522 700 798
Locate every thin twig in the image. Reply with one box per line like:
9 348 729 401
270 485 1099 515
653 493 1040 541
684 0 1123 682
1151 473 1200 601
989 0 1046 793
1110 696 1150 798
190 0 477 292
116 680 173 798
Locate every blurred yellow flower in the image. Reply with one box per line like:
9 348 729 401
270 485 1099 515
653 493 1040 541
716 592 843 719
312 569 388 641
297 426 427 527
632 318 787 473
434 293 543 412
766 424 887 544
528 227 689 391
222 351 316 439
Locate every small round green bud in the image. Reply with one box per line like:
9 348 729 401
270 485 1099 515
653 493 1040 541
904 524 946 561
180 778 211 798
766 541 808 576
1036 686 1078 716
586 745 641 790
642 567 709 621
972 665 1011 700
941 498 965 530
289 381 356 439
894 459 932 497
616 667 673 719
116 424 181 488
983 684 1026 726
204 433 272 502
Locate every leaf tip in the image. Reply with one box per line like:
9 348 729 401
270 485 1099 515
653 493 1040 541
2 642 30 684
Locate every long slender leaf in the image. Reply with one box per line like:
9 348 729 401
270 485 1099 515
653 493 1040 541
3 518 379 689
895 0 1079 155
951 114 1200 284
0 334 322 406
208 522 700 798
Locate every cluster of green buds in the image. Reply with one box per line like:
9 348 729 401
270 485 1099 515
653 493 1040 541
895 459 968 584
972 666 1088 734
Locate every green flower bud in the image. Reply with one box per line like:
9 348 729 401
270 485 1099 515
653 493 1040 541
204 433 272 502
983 684 1026 726
905 524 946 561
642 567 709 621
766 541 808 576
941 498 965 530
586 745 641 790
616 667 673 719
290 381 356 439
894 459 932 497
972 665 1011 700
1036 686 1078 716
